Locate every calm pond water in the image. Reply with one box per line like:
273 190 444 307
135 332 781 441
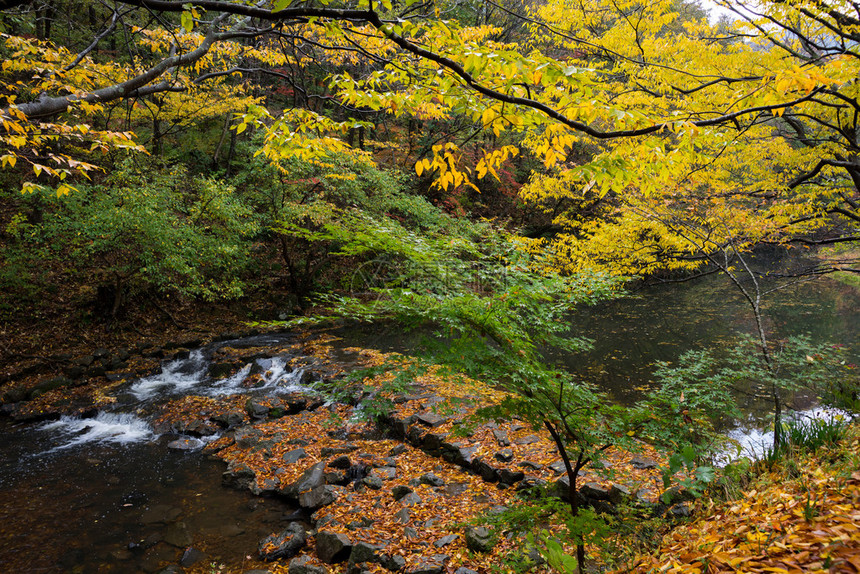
555 265 859 411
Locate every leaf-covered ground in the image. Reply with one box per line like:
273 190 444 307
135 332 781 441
181 341 667 573
617 426 860 574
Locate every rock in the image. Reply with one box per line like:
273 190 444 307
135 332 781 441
383 554 407 571
471 458 498 482
399 492 422 506
246 398 270 419
591 499 616 515
328 455 352 469
512 434 540 445
464 526 494 552
630 456 657 469
515 477 547 494
163 522 193 547
406 555 449 574
316 531 352 563
415 412 447 427
455 569 478 574
442 443 478 468
349 541 383 565
669 503 692 517
494 449 514 463
167 438 202 450
404 526 419 539
388 444 407 456
222 462 256 490
299 485 341 509
289 555 329 574
251 477 281 496
324 470 349 485
549 461 566 474
362 476 383 490
235 427 263 449
391 485 413 501
498 468 525 485
419 472 445 487
407 425 426 446
434 534 458 547
283 461 327 498
320 444 358 457
394 508 410 523
423 432 448 452
283 448 308 464
581 482 610 501
519 461 543 470
259 523 306 561
179 547 206 567
609 484 632 504
491 428 510 446
29 376 77 399
211 411 244 429
371 466 397 481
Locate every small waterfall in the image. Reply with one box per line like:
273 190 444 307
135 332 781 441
129 349 208 400
39 412 156 451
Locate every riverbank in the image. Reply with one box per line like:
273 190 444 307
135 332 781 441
616 423 860 574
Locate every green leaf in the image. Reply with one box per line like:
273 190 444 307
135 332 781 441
180 9 193 33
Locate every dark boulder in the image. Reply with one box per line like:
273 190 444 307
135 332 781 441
259 523 306 561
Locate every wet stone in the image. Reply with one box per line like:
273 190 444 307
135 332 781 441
465 526 494 553
259 523 307 561
609 484 632 504
362 476 383 490
320 444 358 457
630 456 657 469
371 466 397 481
394 508 410 523
283 448 308 464
289 555 328 574
392 485 413 501
399 492 422 506
491 429 510 447
166 438 201 450
163 522 192 547
349 541 384 565
388 444 407 456
581 482 610 501
512 435 540 445
299 485 341 509
406 554 449 574
316 531 352 564
434 534 458 548
419 472 445 487
415 412 447 427
494 449 514 463
235 427 263 449
328 455 352 469
179 547 206 567
498 468 525 485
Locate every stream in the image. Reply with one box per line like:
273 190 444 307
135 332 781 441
0 266 857 573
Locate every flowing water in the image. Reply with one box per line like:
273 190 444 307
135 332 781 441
0 333 317 574
0 265 857 572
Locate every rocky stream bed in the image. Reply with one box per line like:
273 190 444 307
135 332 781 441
0 331 682 574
